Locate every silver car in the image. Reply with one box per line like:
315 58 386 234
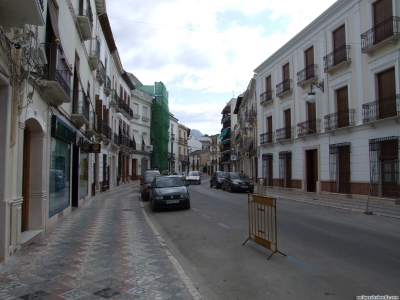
186 171 201 185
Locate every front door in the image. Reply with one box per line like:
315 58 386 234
380 139 399 198
306 149 318 192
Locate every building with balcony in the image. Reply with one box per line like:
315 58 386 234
233 76 258 179
255 0 400 201
177 123 190 173
219 98 238 172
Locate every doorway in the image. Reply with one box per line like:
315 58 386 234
22 127 31 231
306 149 318 192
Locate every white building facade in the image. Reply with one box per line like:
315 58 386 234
255 0 400 202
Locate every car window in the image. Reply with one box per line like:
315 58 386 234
230 173 240 179
145 176 155 183
239 173 250 180
217 172 226 178
189 171 199 176
155 177 184 188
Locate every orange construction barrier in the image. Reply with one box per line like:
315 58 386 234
242 194 286 260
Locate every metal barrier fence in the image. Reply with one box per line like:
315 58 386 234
242 193 286 260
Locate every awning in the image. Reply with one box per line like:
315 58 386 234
132 130 140 144
143 133 150 145
222 139 230 145
219 128 230 139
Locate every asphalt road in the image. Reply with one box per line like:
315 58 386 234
144 176 400 300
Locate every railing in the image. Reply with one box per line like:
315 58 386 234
297 64 317 86
221 115 231 124
72 90 89 120
90 37 100 58
324 109 355 131
179 154 183 160
97 119 111 139
114 90 133 117
260 90 273 104
297 119 321 137
119 135 131 147
53 69 71 97
168 153 176 159
361 17 400 52
132 113 140 119
221 123 231 130
362 95 400 123
179 137 184 143
323 45 351 71
142 116 149 122
184 139 188 144
87 111 97 132
105 75 111 90
260 132 274 144
113 133 119 145
276 126 293 141
97 60 105 82
276 79 292 97
78 0 93 29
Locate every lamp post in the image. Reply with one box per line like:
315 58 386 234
306 79 324 103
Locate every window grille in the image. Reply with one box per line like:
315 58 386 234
369 136 400 199
262 153 273 186
329 143 351 194
279 151 292 188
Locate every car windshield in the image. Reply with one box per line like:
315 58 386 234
189 171 199 176
145 176 155 183
230 173 251 180
155 177 184 188
217 172 226 178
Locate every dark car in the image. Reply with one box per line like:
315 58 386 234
140 175 159 201
210 171 226 189
186 171 201 185
221 172 254 193
149 175 190 211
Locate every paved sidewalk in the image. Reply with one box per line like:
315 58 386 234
254 185 400 219
0 182 203 300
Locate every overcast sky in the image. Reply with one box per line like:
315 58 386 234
107 0 337 135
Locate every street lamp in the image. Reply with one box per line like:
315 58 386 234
306 79 324 103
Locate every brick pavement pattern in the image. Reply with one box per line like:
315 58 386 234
0 182 203 300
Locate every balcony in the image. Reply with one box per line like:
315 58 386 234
168 153 176 160
104 76 111 96
324 109 355 131
260 132 274 144
71 90 90 128
88 38 99 71
112 133 120 146
85 112 97 137
221 114 231 124
170 133 175 140
323 45 351 74
0 0 45 29
276 79 292 98
362 95 400 123
142 116 149 122
96 60 105 85
132 113 140 119
97 119 112 141
184 139 188 144
179 154 184 160
276 126 294 142
297 64 318 87
260 90 273 105
113 90 133 119
76 1 93 41
297 119 321 137
361 17 400 54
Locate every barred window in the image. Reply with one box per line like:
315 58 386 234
279 151 292 188
262 154 273 186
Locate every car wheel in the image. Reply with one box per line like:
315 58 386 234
150 199 157 212
229 185 234 193
221 183 225 190
210 181 213 187
184 202 191 209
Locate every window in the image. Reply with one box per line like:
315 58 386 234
262 154 273 186
377 67 396 120
336 86 349 128
373 0 393 45
284 109 291 139
279 151 292 188
333 25 346 65
305 47 314 80
329 143 351 194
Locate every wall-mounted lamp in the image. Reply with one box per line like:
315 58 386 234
115 112 123 120
306 79 324 103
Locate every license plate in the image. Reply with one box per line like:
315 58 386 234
166 200 179 204
241 186 248 188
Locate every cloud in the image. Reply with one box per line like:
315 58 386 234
107 0 337 134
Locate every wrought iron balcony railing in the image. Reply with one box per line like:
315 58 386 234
276 126 294 141
276 79 292 97
96 60 105 83
72 90 89 120
361 17 400 52
297 64 318 86
362 95 400 123
221 114 231 124
260 132 274 144
112 133 120 145
297 119 321 137
260 90 273 104
323 45 351 72
104 76 111 93
97 119 112 139
324 109 355 131
38 0 44 11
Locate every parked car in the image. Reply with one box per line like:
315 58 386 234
186 171 201 185
144 169 161 176
221 172 254 193
209 171 226 189
149 175 190 211
140 175 159 201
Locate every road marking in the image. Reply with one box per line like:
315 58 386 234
201 214 210 219
217 223 230 229
191 208 199 211
286 256 318 272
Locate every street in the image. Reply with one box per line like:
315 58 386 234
144 175 400 300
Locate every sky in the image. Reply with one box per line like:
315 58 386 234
107 0 337 136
